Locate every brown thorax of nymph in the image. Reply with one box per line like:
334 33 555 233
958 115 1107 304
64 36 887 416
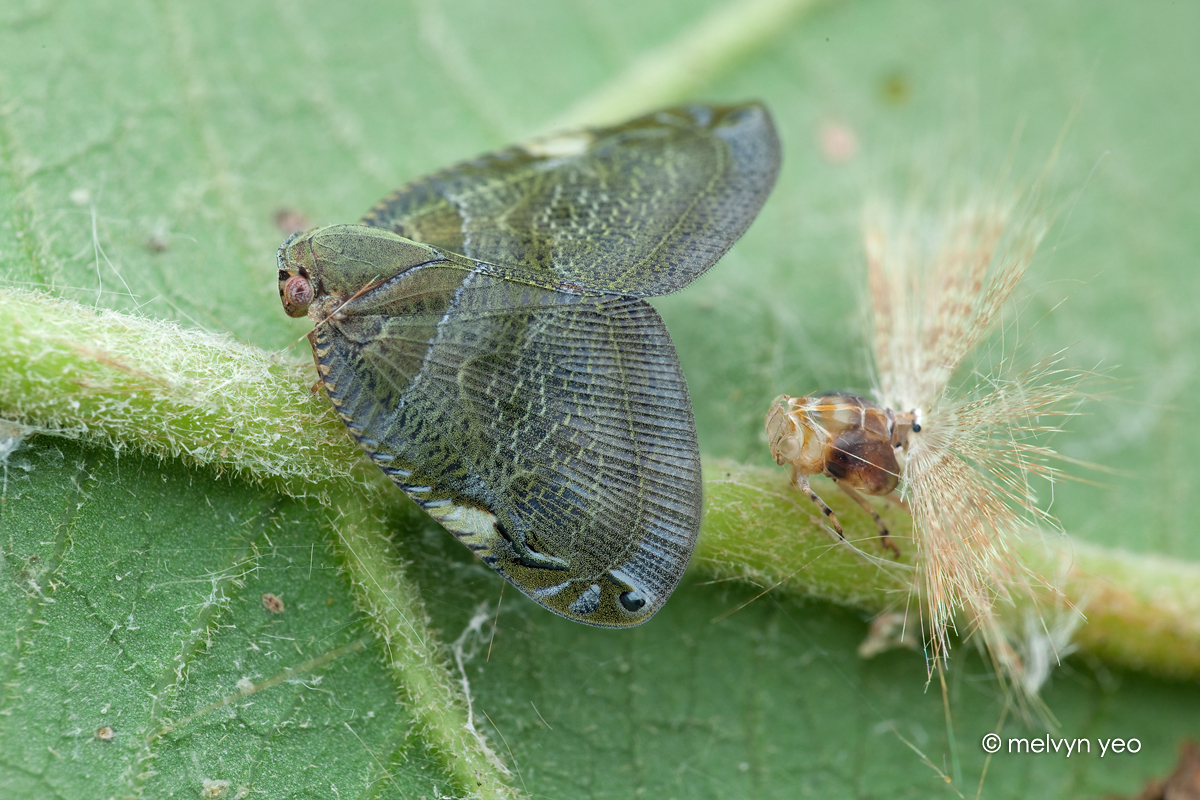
765 392 920 556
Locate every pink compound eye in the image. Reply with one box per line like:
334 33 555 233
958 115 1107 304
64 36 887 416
282 275 314 316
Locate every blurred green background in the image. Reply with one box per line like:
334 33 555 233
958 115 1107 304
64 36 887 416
2 0 1197 797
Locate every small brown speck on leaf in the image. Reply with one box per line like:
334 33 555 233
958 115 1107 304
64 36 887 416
201 778 231 799
275 208 312 235
817 121 859 163
1101 740 1200 800
262 593 285 614
879 71 912 105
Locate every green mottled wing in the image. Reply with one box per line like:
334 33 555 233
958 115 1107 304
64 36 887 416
296 235 700 626
359 103 780 296
278 102 780 626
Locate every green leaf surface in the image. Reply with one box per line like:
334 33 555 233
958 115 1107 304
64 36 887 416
0 439 448 798
3 0 1199 798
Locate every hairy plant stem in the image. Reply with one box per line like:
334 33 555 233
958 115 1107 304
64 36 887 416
2 288 1199 696
0 288 511 798
328 488 516 799
700 460 1200 679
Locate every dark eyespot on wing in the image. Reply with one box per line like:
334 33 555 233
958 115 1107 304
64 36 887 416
619 589 647 612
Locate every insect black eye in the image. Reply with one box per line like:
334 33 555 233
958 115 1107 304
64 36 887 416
619 590 647 612
911 423 921 433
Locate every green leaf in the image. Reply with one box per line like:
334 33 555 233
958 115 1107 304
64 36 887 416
3 1 1200 798
0 438 450 797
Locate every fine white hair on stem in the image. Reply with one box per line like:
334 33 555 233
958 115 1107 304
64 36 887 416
864 195 1088 714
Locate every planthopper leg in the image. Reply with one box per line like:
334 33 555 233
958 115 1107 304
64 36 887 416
791 467 845 538
834 480 901 557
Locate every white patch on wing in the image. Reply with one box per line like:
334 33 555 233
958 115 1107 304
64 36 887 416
521 131 594 159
